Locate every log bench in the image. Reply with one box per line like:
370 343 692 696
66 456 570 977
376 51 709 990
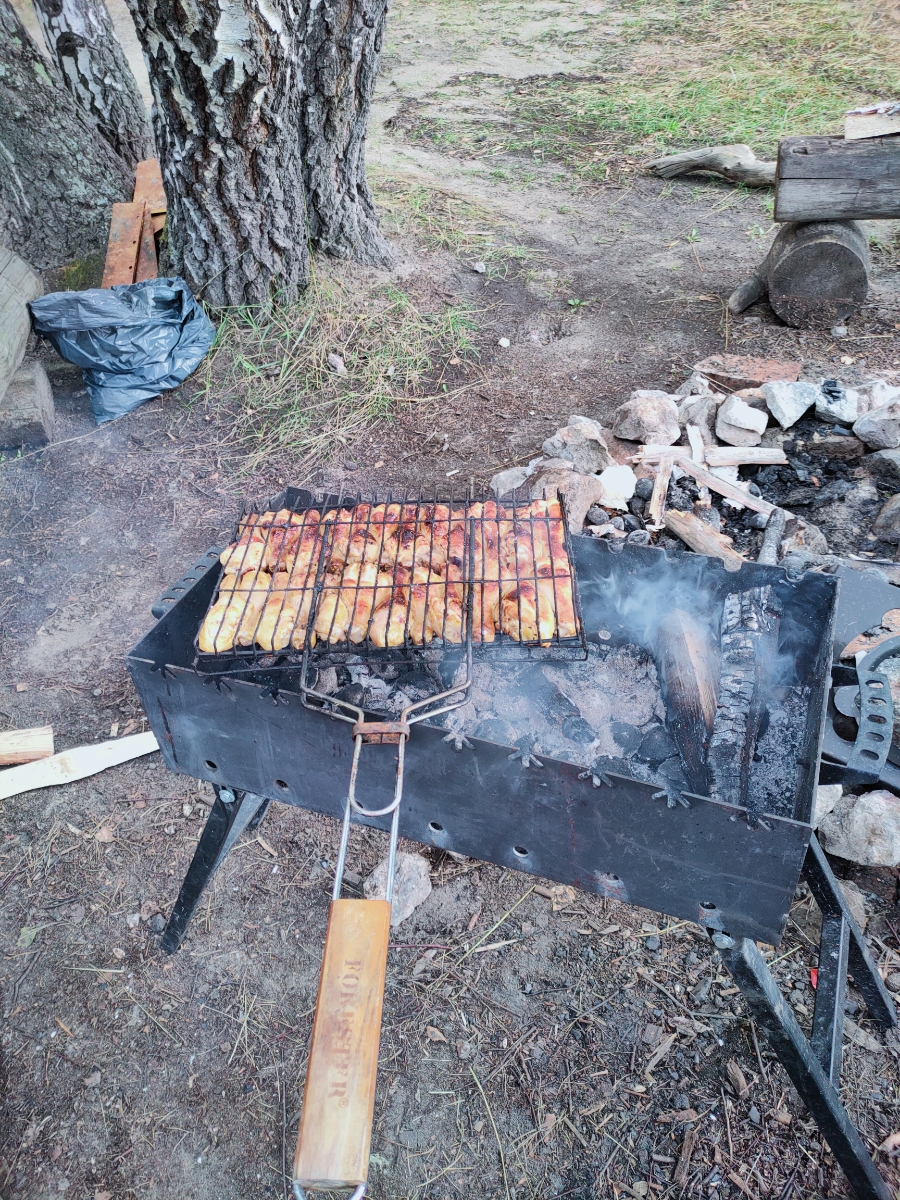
729 134 900 327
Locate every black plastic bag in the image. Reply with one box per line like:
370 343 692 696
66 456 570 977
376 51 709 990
29 277 216 424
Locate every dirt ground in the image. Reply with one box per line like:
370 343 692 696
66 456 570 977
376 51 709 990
4 1 900 1197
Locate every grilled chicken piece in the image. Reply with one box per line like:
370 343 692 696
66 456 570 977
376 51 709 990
220 532 267 575
199 570 271 652
235 576 274 646
500 581 543 643
368 581 410 647
254 572 313 652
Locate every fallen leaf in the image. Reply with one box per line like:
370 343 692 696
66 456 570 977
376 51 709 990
728 1171 754 1198
549 884 576 911
256 834 277 857
773 1110 792 1126
95 1191 112 1200
425 1026 447 1042
83 1071 101 1088
95 827 115 843
844 1018 883 1053
17 926 39 949
15 682 28 692
646 1032 677 1074
878 1130 900 1154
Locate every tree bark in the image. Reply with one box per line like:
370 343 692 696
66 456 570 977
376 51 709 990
32 0 153 171
0 0 132 270
125 0 392 307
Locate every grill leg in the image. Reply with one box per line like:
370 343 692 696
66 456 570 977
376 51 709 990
714 835 897 1200
160 786 270 954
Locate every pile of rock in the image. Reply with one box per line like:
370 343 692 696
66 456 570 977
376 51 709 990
490 353 900 564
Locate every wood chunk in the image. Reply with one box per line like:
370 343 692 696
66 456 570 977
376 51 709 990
133 157 167 213
647 144 775 187
134 206 158 283
647 454 673 527
0 725 54 766
101 201 145 287
664 509 745 571
0 360 54 448
708 587 782 823
655 609 719 795
787 434 864 461
775 135 900 222
845 110 900 141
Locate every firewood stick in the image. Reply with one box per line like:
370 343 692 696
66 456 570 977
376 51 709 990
757 507 786 565
664 510 745 571
0 732 158 802
647 455 674 527
686 424 711 505
635 447 787 467
673 460 777 516
0 725 54 766
655 609 719 795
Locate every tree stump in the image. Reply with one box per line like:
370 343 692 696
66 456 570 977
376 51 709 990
727 220 870 328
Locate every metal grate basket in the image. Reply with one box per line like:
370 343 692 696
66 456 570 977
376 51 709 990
193 489 587 676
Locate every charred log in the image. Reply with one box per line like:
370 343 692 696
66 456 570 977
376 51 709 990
708 586 783 826
655 609 719 800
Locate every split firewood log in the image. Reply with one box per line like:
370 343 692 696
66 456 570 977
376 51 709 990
655 609 720 797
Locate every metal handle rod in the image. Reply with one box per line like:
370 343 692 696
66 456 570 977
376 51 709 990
295 1186 365 1200
332 757 403 904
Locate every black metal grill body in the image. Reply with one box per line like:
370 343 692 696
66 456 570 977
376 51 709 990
128 528 838 947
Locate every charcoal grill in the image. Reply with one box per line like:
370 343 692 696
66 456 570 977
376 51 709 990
128 487 898 1200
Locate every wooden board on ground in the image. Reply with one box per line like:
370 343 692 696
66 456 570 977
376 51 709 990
0 725 54 766
101 201 145 287
133 157 166 215
0 732 158 802
845 110 900 142
775 135 900 222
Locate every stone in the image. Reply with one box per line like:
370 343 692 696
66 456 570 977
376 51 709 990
864 448 900 482
586 504 610 525
838 879 867 931
780 518 828 557
612 390 680 445
873 494 900 542
716 394 768 446
597 463 637 509
732 387 768 410
813 783 842 828
818 789 900 866
854 400 900 450
676 370 715 397
816 379 860 425
489 465 532 497
498 337 511 348
693 354 801 391
886 973 900 993
855 378 900 415
148 912 166 934
529 467 607 529
0 361 54 448
677 394 721 445
364 851 432 926
326 352 348 376
542 414 612 474
634 477 655 501
762 381 820 429
626 529 651 545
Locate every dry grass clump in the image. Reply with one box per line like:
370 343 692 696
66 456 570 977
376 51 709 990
192 264 479 471
373 172 536 276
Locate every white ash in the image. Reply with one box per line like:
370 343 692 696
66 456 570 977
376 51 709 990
433 642 665 767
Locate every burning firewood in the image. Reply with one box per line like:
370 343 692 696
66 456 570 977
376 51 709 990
654 609 719 799
708 585 783 825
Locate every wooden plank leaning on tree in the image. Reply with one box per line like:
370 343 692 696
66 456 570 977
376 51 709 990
0 725 54 766
134 157 167 237
100 201 145 287
775 135 900 222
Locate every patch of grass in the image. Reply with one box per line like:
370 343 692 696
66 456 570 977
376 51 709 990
372 173 537 275
504 0 900 169
386 0 900 181
192 265 479 471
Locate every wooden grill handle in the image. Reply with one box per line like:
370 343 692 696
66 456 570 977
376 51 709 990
294 898 391 1193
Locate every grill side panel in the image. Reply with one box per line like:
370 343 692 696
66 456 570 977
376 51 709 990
128 654 809 945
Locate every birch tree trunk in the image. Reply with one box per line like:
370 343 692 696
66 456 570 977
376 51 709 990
32 0 152 171
125 0 392 307
0 0 132 270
